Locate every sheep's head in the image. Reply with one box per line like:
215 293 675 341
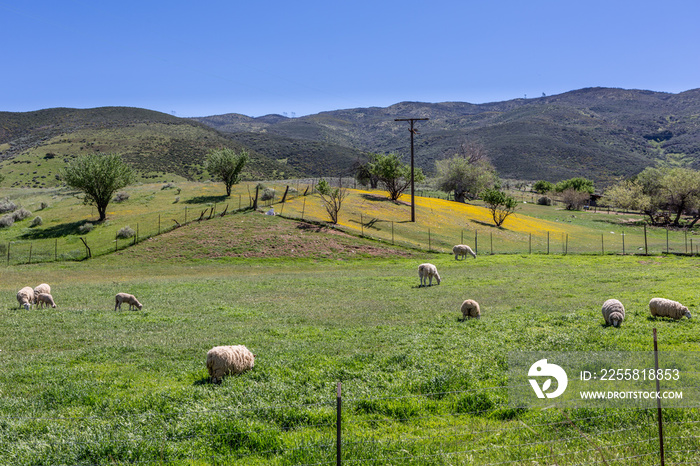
610 313 624 327
23 302 30 311
684 309 692 319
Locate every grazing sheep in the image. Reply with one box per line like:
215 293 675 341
602 299 625 327
34 283 51 296
36 293 57 309
649 298 692 320
418 263 441 286
452 244 477 260
461 299 481 320
206 345 256 383
115 293 143 311
17 287 34 310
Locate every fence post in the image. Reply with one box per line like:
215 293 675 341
601 234 604 255
336 381 342 466
428 228 431 251
158 214 161 235
490 231 493 255
392 221 394 245
475 230 478 255
622 231 625 256
28 243 32 264
185 206 188 224
301 197 306 220
666 228 669 254
653 328 665 466
565 234 569 255
461 230 464 245
547 231 550 254
6 242 10 266
361 214 364 237
644 224 648 255
529 233 532 255
55 238 58 262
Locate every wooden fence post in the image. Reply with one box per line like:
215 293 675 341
336 382 342 466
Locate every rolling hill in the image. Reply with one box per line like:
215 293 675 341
0 107 301 188
194 87 700 185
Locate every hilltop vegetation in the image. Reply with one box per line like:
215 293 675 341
196 87 700 184
0 107 300 188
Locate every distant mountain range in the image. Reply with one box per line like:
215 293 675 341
194 87 700 185
1 87 699 188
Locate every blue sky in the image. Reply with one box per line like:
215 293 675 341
2 0 699 117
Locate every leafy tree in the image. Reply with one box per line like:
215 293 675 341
481 188 518 227
316 178 348 224
555 177 595 194
368 152 425 201
205 148 249 196
533 180 554 194
606 167 700 226
560 188 591 210
435 155 498 202
60 153 135 222
353 155 380 189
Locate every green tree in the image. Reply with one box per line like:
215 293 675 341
316 178 348 224
205 148 249 196
533 180 554 194
435 156 498 202
369 152 425 201
555 177 595 194
481 188 518 227
60 153 135 222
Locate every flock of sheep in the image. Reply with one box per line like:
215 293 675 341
421 244 693 326
12 241 692 385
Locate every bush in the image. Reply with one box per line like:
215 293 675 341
0 198 17 214
533 180 554 194
0 215 14 228
116 226 135 239
30 216 43 227
78 223 94 234
113 192 130 203
261 188 276 201
537 196 552 206
38 201 49 210
12 208 31 221
161 182 176 190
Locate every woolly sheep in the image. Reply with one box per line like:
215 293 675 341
115 293 143 311
452 244 477 260
601 299 625 327
461 299 481 320
36 293 57 309
34 283 50 296
17 287 34 310
649 298 691 320
418 263 441 286
206 345 256 383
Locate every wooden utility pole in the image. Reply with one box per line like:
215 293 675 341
395 117 429 222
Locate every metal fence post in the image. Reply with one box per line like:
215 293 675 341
336 382 342 466
653 329 665 466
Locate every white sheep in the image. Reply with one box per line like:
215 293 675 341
17 287 34 310
34 283 51 297
115 293 143 311
206 345 256 383
461 299 481 320
601 299 625 327
649 298 691 320
418 263 441 286
452 244 477 260
36 293 57 309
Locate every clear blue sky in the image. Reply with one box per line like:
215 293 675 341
2 0 699 118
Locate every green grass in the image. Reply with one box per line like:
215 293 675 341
1 246 699 464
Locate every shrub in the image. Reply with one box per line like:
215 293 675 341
174 196 180 204
161 182 176 190
116 226 135 239
12 208 31 221
78 223 94 234
533 180 554 194
261 188 276 201
0 198 17 214
0 215 14 228
113 192 130 203
38 201 49 210
30 216 43 227
537 196 552 206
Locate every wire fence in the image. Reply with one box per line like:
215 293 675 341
3 180 700 266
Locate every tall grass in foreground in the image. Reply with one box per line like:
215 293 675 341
0 252 699 464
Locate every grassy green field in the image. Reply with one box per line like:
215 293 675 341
1 205 699 464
